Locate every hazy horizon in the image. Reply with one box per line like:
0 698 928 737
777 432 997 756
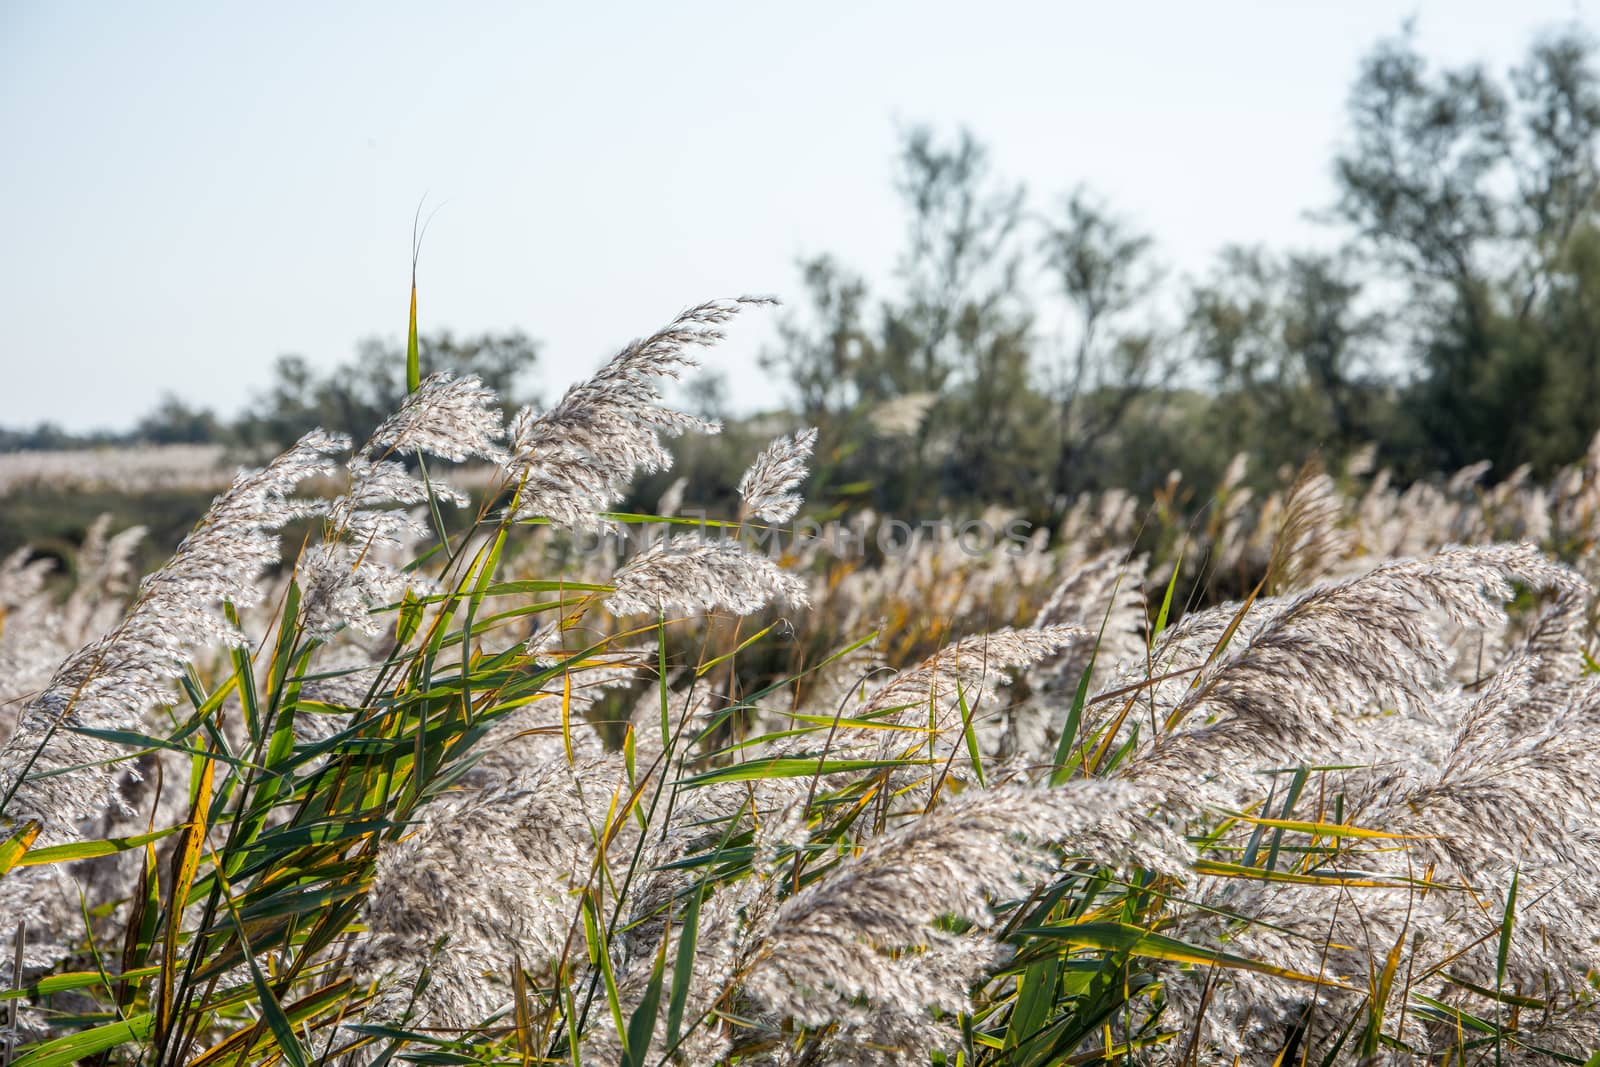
3 0 1593 433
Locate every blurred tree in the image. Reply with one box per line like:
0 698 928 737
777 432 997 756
238 330 540 447
1335 22 1600 473
1038 190 1165 496
684 370 730 423
1188 247 1386 462
896 130 1038 501
762 255 873 425
133 394 224 444
0 422 120 451
878 127 1026 398
764 126 1042 511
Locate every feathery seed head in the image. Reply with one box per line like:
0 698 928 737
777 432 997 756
738 427 818 523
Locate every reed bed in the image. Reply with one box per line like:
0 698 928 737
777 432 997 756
0 445 238 497
2 299 1598 1066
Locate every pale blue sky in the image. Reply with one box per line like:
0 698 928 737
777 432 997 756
1 1 1592 431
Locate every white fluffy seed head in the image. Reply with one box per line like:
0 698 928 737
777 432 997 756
368 372 507 464
606 536 807 617
503 300 771 528
738 427 818 523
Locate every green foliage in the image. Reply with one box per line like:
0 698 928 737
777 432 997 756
750 23 1600 514
1335 21 1600 474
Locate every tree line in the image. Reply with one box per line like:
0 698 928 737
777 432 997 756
752 22 1600 519
8 24 1599 526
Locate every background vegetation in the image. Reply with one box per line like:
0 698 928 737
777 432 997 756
7 24 1599 553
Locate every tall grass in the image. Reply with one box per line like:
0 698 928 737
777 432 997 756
3 299 1599 1066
